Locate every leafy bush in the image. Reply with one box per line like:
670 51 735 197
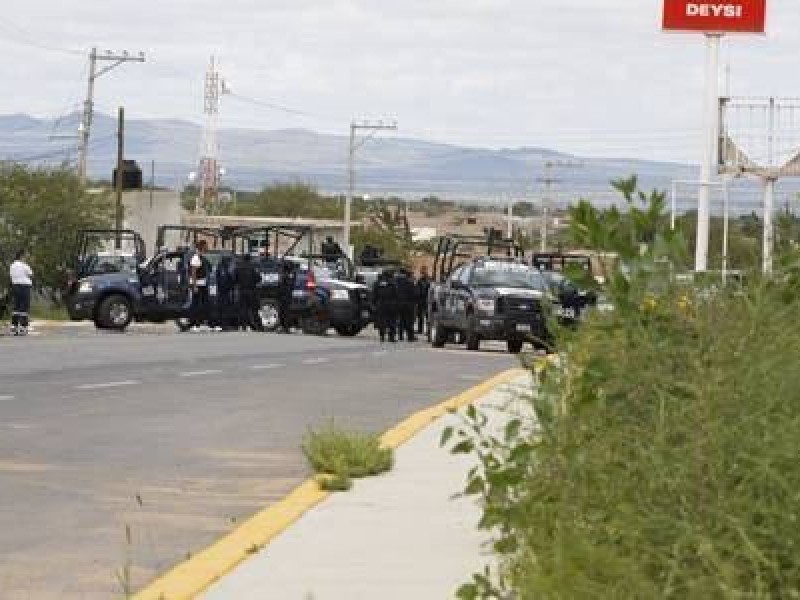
303 422 393 492
0 165 113 299
447 177 800 599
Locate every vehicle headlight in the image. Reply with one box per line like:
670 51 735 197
476 298 495 314
78 280 94 294
331 289 350 301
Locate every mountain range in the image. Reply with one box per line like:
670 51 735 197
0 111 711 206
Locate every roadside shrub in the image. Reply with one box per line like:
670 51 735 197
447 177 800 599
303 422 393 492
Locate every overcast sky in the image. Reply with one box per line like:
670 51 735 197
1 0 798 163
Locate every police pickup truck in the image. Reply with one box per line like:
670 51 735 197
428 257 552 354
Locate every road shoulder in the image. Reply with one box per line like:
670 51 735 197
134 367 526 600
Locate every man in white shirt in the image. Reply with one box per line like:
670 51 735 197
9 249 33 336
189 240 211 331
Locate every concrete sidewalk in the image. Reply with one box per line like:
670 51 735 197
202 373 532 600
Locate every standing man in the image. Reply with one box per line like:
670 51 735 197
394 267 417 343
234 254 261 331
9 250 33 336
372 269 398 343
321 236 344 263
189 240 211 331
277 260 297 333
415 265 432 336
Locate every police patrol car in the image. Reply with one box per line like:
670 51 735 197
428 257 552 354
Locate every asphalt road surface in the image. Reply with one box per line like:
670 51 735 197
0 327 514 599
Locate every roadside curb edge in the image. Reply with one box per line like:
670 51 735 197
133 366 528 600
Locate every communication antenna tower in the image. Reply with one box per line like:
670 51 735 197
196 56 229 214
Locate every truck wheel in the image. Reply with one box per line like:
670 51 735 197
258 299 281 332
430 319 448 348
97 295 132 331
334 324 362 337
176 317 192 332
507 339 524 354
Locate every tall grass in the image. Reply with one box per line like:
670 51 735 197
448 179 800 599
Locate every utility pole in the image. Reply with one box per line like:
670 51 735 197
345 119 398 257
78 48 145 184
536 160 582 252
506 194 514 239
115 106 125 249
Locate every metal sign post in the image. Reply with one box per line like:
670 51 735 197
662 0 767 272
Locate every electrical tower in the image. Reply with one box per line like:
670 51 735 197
196 57 229 214
78 47 145 184
536 160 582 251
344 120 398 255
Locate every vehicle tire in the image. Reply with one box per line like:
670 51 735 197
430 319 447 348
257 299 281 332
301 315 330 336
507 339 524 354
96 294 132 331
175 317 192 332
334 324 362 337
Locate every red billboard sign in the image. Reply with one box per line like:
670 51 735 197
662 0 766 33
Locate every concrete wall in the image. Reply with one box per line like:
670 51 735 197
122 190 182 255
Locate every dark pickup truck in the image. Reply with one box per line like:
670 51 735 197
429 256 552 354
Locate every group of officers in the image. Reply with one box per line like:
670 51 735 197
186 239 297 333
186 237 434 342
372 265 431 343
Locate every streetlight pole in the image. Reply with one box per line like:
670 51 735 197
344 120 398 258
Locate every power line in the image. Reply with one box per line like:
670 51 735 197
0 16 83 56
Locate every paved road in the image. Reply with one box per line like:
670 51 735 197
0 329 513 599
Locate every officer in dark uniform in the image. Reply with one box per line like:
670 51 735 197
321 236 344 263
278 260 297 333
415 265 432 335
234 254 261 331
394 267 417 342
372 269 397 343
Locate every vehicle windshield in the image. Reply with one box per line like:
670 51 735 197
470 264 548 291
83 254 138 275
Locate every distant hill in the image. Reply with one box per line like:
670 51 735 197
0 111 701 204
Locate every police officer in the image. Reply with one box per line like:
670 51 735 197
415 265 432 335
321 236 344 263
277 260 297 333
234 254 261 331
372 269 397 343
189 240 211 331
9 249 33 336
394 267 417 343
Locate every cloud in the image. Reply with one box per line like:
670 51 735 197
0 0 797 163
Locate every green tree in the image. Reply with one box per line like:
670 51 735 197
0 165 113 299
232 182 343 220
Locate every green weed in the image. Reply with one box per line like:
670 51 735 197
302 422 393 492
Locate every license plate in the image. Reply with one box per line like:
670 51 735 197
516 324 532 333
292 290 306 298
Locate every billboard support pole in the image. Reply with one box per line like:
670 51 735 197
696 32 722 273
763 176 775 274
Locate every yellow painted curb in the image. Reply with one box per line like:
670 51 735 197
133 366 528 600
